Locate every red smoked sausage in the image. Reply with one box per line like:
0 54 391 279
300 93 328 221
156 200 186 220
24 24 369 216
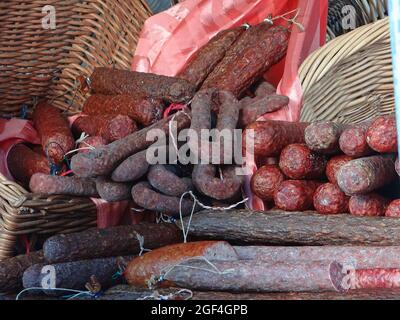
385 200 400 217
349 194 389 217
250 165 286 202
366 115 397 153
326 155 354 185
313 183 349 215
339 122 373 157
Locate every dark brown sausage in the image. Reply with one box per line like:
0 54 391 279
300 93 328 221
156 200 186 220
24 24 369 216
72 114 137 143
279 144 327 180
202 24 289 98
29 173 98 197
339 122 374 157
305 122 350 155
33 101 75 164
244 120 309 158
313 183 349 215
366 115 397 153
385 200 400 217
82 94 164 126
95 178 132 202
250 165 286 202
178 27 245 88
349 193 389 217
7 144 50 187
274 180 322 212
111 149 150 183
326 155 354 185
89 68 195 104
337 155 396 195
147 165 192 197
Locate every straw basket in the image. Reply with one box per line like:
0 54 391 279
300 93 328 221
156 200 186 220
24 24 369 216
0 0 152 260
299 18 393 124
0 0 152 117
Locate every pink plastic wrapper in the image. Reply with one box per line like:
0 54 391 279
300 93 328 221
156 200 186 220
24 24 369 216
133 0 328 210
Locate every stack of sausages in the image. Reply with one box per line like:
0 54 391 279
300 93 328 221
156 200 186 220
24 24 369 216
250 115 400 217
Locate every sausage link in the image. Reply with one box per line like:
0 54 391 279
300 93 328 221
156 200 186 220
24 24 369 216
339 121 373 157
326 155 354 185
313 183 349 215
78 136 107 154
250 165 285 202
96 178 132 202
111 149 150 183
349 193 389 216
366 115 397 153
385 200 400 217
148 165 192 197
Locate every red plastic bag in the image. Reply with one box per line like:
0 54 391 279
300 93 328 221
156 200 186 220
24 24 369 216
133 0 328 210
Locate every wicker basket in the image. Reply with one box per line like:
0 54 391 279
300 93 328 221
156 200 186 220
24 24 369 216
0 0 152 260
0 0 152 117
299 17 393 124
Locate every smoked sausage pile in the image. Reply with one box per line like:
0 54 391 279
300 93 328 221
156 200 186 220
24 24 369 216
250 115 400 217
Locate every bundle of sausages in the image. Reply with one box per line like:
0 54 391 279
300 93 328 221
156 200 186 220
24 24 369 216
250 115 400 217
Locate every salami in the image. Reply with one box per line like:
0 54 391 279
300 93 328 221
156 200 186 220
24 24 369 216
337 155 396 195
95 178 131 202
313 183 349 215
339 122 373 157
147 165 192 197
326 155 354 185
250 165 286 202
72 114 137 143
245 120 309 158
202 24 289 98
366 115 397 153
89 68 195 104
279 144 327 180
111 149 150 183
305 122 350 155
7 144 50 187
29 173 98 197
385 200 400 217
192 165 243 201
347 268 400 290
349 193 389 217
33 101 75 164
82 94 164 126
178 26 245 88
274 180 322 212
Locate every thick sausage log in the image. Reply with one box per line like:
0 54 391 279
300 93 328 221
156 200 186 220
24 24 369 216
124 241 239 288
177 209 400 246
366 115 397 153
326 155 354 185
111 149 150 183
339 122 373 157
202 24 289 98
33 101 75 164
313 183 349 215
7 144 50 187
23 256 131 292
70 110 191 178
148 165 192 197
386 200 400 217
178 27 245 88
305 122 350 155
192 165 243 201
43 223 181 263
250 165 285 202
29 173 98 197
245 120 309 158
95 178 131 202
337 155 396 195
131 182 197 217
279 144 327 180
82 94 164 126
89 68 195 104
0 251 44 293
274 180 322 212
349 194 389 217
72 114 137 143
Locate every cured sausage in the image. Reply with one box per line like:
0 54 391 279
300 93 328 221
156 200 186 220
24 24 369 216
95 178 132 202
337 155 396 195
313 183 349 215
192 165 243 201
349 193 389 217
202 24 289 98
147 165 192 197
274 180 322 212
89 68 196 104
71 110 191 178
72 114 137 143
244 120 309 158
385 200 400 217
78 136 107 154
7 144 50 187
82 94 164 126
111 149 150 183
366 115 397 153
305 122 350 155
33 101 75 164
29 173 98 197
326 155 354 185
250 165 285 202
279 144 327 180
131 182 197 217
339 122 373 157
178 26 245 88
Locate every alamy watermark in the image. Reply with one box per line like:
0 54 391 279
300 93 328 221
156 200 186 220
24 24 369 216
42 5 56 30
